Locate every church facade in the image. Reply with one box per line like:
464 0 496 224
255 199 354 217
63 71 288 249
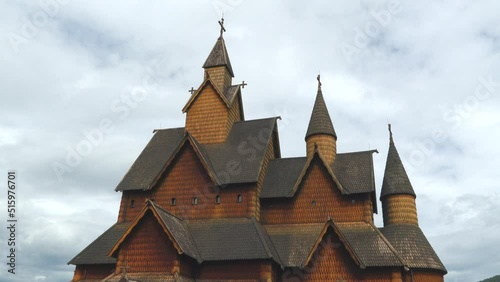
69 20 446 282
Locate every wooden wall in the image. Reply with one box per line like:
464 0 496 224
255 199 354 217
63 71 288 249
382 194 418 226
186 82 241 144
197 259 273 281
261 158 368 224
72 264 114 281
116 211 180 274
117 190 153 223
153 143 257 220
306 134 337 164
205 66 232 93
403 270 444 282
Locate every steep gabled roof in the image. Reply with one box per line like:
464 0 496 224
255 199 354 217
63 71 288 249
186 217 281 264
288 150 347 196
261 150 378 199
265 220 404 269
380 125 416 199
115 128 184 191
260 157 308 198
380 224 447 273
264 223 325 268
115 117 279 191
335 222 404 268
108 201 202 262
202 36 234 77
203 117 279 185
305 88 337 140
68 222 130 265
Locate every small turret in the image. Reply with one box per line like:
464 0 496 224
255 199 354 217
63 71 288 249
202 18 233 93
305 75 337 164
381 125 418 226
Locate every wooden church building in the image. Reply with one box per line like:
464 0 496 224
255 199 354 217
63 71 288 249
69 19 446 282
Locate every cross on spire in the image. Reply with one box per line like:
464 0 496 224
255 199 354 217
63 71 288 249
188 87 197 95
218 17 226 37
240 81 247 88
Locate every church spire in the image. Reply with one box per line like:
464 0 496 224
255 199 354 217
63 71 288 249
305 75 337 140
380 124 416 199
305 75 337 164
381 124 418 226
202 17 234 84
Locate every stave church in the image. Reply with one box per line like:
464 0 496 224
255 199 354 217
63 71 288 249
69 19 446 282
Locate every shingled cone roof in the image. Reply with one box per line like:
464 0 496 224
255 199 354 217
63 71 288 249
202 35 234 77
305 81 337 140
381 125 416 198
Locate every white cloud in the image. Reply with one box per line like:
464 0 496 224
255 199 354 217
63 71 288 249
1 0 499 281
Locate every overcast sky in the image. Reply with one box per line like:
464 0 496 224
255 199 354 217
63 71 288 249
1 1 499 281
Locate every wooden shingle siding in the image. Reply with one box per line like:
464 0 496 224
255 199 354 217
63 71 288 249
205 66 232 93
261 158 366 224
382 194 418 226
299 229 361 281
198 260 272 281
153 143 256 219
255 136 275 221
186 83 229 144
116 212 179 274
227 93 242 130
306 134 337 164
72 264 114 281
403 270 444 282
118 190 152 223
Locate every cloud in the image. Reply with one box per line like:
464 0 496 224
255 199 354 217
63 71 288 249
1 0 499 281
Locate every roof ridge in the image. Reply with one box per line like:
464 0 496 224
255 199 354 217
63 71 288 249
368 221 409 269
250 218 283 266
150 201 185 222
232 116 280 124
337 149 379 156
67 222 126 265
270 156 307 162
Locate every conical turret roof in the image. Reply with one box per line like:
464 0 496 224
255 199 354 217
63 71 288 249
203 36 234 77
305 78 337 140
381 125 416 199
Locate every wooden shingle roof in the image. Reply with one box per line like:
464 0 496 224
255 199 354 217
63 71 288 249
335 222 404 268
261 150 377 198
115 128 185 191
264 223 325 267
305 89 337 140
380 224 447 273
202 36 234 77
68 222 130 265
115 117 279 191
380 126 416 198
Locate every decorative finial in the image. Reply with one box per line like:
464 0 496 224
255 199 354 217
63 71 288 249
388 123 393 142
218 17 226 38
317 74 322 91
188 87 197 95
240 81 247 88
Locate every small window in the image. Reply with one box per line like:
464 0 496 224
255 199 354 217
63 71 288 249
171 198 176 206
312 200 316 207
237 194 242 203
193 197 198 205
130 200 135 208
216 195 221 204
